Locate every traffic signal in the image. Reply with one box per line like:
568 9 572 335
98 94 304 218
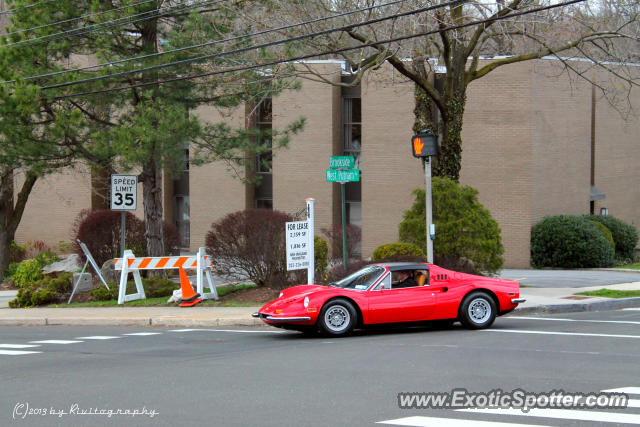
411 129 438 158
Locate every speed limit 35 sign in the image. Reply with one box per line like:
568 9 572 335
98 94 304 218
111 174 137 211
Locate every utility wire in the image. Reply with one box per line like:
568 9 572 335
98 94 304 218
3 0 155 37
4 0 224 48
0 0 58 15
7 0 413 83
43 0 468 90
51 0 586 100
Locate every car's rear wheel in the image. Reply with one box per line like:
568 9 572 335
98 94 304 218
318 298 357 336
459 292 496 329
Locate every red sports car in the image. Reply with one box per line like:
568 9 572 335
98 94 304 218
252 262 525 336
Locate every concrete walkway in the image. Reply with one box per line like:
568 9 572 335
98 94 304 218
0 282 639 326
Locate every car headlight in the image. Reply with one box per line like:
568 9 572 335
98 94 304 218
279 292 284 298
303 296 309 308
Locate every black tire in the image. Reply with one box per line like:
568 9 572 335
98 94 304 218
318 298 357 336
459 292 496 329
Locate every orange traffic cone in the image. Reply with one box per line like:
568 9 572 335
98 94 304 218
178 267 202 307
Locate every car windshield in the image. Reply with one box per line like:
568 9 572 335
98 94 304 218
333 265 385 290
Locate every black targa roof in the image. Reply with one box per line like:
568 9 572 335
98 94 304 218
371 262 429 271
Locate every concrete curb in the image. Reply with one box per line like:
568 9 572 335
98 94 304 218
512 296 640 315
0 317 265 327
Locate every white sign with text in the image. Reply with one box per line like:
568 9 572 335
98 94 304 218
111 174 137 211
286 220 310 271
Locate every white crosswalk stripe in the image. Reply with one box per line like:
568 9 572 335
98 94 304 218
29 340 83 344
0 344 40 348
377 416 549 426
0 349 41 356
122 332 163 336
457 408 640 425
75 336 120 340
482 329 640 339
603 387 640 395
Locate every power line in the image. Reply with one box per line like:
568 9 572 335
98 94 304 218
4 0 224 48
3 0 155 37
0 0 58 15
43 0 467 90
8 0 413 83
51 0 586 100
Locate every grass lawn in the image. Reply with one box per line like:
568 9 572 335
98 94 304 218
49 284 259 308
575 289 640 298
615 262 640 270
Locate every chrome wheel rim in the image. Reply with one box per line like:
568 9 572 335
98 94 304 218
468 298 491 324
324 305 350 332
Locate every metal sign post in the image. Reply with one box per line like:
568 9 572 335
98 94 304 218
111 174 137 257
306 198 315 284
412 130 438 264
327 156 359 271
424 157 434 264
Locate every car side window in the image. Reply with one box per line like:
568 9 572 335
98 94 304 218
373 273 391 291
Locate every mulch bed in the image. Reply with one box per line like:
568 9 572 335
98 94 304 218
220 286 280 304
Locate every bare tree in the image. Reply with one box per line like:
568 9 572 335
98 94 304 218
246 0 640 179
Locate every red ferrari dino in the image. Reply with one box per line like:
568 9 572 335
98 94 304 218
252 262 524 336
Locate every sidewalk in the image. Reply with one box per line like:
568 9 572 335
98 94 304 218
0 283 639 326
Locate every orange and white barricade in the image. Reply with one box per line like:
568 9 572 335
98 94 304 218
114 247 218 305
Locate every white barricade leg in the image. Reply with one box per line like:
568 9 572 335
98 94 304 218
117 250 147 304
205 267 219 300
197 247 218 300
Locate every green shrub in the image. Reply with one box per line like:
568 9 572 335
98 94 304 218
90 285 118 301
2 262 20 280
588 215 639 262
42 273 73 293
590 221 615 249
531 215 615 268
13 259 43 288
9 241 26 263
314 236 329 274
372 242 425 260
30 288 57 306
89 278 176 301
399 178 504 274
143 278 177 298
9 287 33 308
34 251 59 267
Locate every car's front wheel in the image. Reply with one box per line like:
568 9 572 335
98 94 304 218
459 292 496 329
318 298 357 336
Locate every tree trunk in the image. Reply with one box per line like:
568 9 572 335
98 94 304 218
0 168 38 278
434 93 466 181
142 157 165 257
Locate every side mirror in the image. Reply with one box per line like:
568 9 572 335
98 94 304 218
379 284 386 291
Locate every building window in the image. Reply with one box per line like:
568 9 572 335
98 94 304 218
342 91 362 256
254 99 273 209
174 147 190 248
342 97 361 155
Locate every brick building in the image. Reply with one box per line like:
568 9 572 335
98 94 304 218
15 59 640 268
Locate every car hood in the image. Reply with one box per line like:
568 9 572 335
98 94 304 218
280 284 330 299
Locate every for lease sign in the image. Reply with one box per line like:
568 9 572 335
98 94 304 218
286 220 310 271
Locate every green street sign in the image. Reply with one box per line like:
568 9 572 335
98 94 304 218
326 169 360 182
329 156 355 169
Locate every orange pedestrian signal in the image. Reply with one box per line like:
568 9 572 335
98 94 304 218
411 130 438 158
413 137 425 156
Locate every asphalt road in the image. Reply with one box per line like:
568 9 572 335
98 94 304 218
499 269 640 287
1 310 640 426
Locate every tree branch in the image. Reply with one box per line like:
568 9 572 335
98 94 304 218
468 32 626 82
